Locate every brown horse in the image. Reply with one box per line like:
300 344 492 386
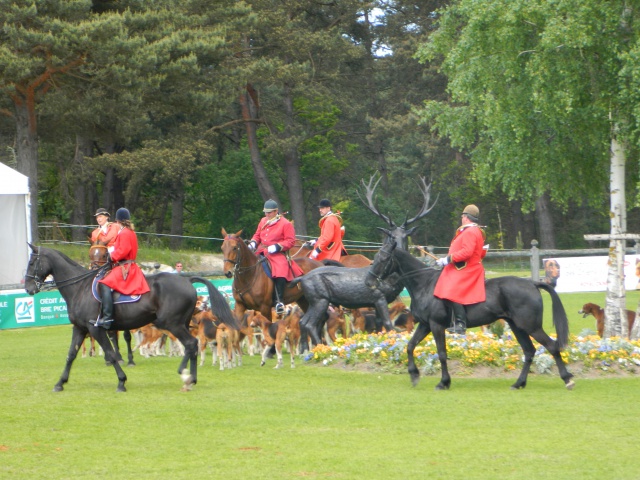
290 239 372 268
221 229 324 320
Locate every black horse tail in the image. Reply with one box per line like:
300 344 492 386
536 282 569 349
190 277 240 330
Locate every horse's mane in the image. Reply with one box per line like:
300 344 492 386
44 247 90 271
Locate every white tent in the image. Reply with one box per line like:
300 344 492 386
0 163 32 286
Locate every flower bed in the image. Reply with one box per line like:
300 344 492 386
304 330 640 376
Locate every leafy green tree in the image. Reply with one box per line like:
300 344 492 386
414 0 640 338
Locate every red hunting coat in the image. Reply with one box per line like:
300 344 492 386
315 212 345 261
434 223 486 305
99 227 150 295
251 215 303 281
91 222 118 247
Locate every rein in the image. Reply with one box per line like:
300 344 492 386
26 247 108 293
223 236 263 298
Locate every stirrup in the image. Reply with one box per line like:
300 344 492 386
275 303 285 315
93 317 114 330
446 323 466 335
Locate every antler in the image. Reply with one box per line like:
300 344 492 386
358 173 395 227
403 176 438 227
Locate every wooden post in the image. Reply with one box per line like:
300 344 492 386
530 240 539 281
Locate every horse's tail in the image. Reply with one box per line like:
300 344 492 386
536 282 569 349
190 277 240 330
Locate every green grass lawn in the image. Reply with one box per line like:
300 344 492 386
1 324 640 479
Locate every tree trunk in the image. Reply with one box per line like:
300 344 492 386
14 101 39 243
605 135 626 338
170 183 184 250
534 193 556 249
240 86 280 204
70 136 93 241
282 83 307 235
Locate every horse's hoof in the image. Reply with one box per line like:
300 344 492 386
435 384 449 390
117 386 127 392
53 385 63 392
410 376 420 387
565 380 575 390
510 383 525 390
260 362 265 367
127 362 136 367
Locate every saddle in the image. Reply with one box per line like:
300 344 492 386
91 273 141 305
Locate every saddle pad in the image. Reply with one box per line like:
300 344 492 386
92 275 141 304
260 256 273 278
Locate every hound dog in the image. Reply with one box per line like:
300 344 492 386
579 302 636 338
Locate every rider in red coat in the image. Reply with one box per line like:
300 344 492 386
248 199 303 314
308 198 346 262
433 204 488 334
90 208 118 247
94 208 150 329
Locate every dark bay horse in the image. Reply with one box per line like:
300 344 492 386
365 241 574 390
290 239 372 268
221 229 327 352
24 244 239 392
220 229 324 320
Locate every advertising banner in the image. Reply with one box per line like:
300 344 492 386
0 279 234 330
542 255 640 293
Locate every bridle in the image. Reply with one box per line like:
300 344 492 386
222 236 264 298
367 244 435 287
25 247 107 293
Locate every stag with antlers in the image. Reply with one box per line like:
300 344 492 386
358 173 438 250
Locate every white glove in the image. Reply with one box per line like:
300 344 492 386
436 256 449 267
310 250 319 259
483 244 490 251
303 239 317 249
107 246 115 254
267 244 280 254
248 241 257 252
309 239 317 247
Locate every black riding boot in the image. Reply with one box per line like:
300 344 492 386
447 302 467 335
273 277 286 315
95 283 114 330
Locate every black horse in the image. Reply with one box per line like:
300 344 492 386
365 240 574 390
291 265 403 346
24 244 239 392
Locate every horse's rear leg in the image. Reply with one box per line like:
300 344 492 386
174 331 198 386
54 326 87 392
123 330 136 367
91 327 128 392
509 325 535 390
530 329 575 390
300 301 329 347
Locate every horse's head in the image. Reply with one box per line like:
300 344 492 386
220 228 252 278
24 244 52 295
365 240 398 289
89 244 109 269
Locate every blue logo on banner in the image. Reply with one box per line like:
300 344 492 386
15 297 35 323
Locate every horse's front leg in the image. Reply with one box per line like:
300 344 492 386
54 325 88 392
407 321 431 387
89 325 129 392
373 297 395 333
432 323 451 390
